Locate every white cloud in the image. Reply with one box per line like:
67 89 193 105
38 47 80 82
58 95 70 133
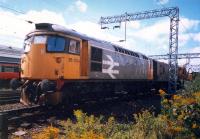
67 21 123 43
21 10 66 26
179 33 191 46
124 21 141 29
156 0 169 4
0 9 126 49
75 0 87 13
67 0 88 13
191 46 200 53
187 46 200 66
193 32 200 42
130 19 169 42
179 17 200 33
0 9 67 48
178 32 200 45
176 47 200 66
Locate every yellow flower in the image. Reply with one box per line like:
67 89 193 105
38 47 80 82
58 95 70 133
88 115 95 125
159 89 166 96
193 92 200 97
108 116 115 125
68 131 79 139
74 110 83 119
192 123 198 129
160 115 168 120
163 99 168 103
81 130 105 139
173 126 183 132
181 98 196 105
172 108 177 116
173 95 181 100
32 126 59 139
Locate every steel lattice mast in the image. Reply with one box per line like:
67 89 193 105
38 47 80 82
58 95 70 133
99 7 179 93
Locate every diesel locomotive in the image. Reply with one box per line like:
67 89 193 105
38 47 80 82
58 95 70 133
11 23 188 105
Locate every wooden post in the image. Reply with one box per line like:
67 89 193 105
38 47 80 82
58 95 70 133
0 113 8 139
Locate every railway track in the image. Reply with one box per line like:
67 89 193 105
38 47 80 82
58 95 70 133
0 90 20 105
0 91 161 138
0 104 60 136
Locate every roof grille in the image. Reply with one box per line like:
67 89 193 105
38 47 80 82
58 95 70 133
35 23 53 30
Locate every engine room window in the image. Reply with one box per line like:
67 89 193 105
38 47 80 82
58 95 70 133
91 47 102 72
91 47 102 62
47 36 65 52
24 36 33 53
33 35 47 44
69 40 80 54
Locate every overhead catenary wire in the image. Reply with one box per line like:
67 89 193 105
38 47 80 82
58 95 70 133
0 2 34 48
0 2 34 24
0 3 25 14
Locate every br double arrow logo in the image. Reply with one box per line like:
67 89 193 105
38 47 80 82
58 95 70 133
102 55 119 79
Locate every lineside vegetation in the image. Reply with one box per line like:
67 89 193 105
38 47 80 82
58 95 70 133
22 74 200 139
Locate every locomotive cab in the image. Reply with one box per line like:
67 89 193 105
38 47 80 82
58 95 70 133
20 23 90 105
22 33 82 80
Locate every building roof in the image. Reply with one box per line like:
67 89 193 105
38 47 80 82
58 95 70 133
0 45 23 58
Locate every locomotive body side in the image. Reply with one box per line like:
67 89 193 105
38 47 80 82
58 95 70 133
88 41 151 80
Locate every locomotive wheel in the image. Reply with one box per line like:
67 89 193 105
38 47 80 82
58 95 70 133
10 78 21 90
41 79 56 93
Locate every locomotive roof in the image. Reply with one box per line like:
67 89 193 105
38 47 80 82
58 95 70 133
29 23 149 59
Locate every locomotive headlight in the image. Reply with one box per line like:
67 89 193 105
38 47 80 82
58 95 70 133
56 57 62 63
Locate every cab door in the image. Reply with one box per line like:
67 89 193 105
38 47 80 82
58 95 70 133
64 39 81 79
80 40 89 78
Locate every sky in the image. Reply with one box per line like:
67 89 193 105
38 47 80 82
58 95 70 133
0 0 200 66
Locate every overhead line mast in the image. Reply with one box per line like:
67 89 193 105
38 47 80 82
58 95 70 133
99 7 179 93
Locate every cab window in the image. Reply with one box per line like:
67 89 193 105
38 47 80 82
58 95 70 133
33 35 47 44
47 36 65 52
68 39 80 54
24 36 33 53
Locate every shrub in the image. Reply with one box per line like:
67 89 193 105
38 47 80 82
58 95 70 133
31 125 59 139
160 91 200 138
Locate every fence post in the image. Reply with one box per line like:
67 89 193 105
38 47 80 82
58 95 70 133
0 112 8 139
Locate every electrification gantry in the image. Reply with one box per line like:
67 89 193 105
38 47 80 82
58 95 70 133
99 7 179 93
148 53 200 60
149 53 200 73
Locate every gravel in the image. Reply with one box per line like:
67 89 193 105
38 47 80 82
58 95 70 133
0 103 29 112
